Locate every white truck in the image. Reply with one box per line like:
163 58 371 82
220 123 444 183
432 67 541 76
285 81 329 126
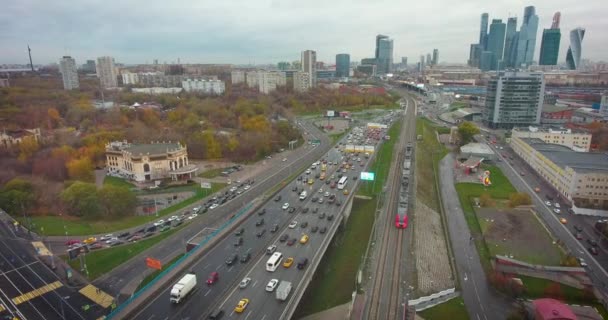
170 272 197 304
275 281 292 301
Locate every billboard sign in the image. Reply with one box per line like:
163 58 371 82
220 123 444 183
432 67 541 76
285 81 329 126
146 257 162 270
200 182 212 189
360 172 375 181
326 110 335 117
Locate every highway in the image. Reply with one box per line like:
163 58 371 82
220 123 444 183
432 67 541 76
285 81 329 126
129 113 397 319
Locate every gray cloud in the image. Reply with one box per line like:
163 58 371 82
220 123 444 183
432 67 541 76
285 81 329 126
1 0 606 65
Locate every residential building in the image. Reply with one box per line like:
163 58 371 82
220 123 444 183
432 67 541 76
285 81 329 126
105 141 197 182
96 56 118 88
246 71 259 88
181 79 225 94
486 19 506 71
121 72 139 85
0 128 41 148
231 71 245 84
59 56 79 90
301 50 316 87
566 28 585 70
131 87 182 95
356 65 376 76
375 35 393 74
335 54 350 78
316 70 335 80
483 72 545 128
81 60 96 73
510 137 608 210
293 72 311 92
258 71 286 94
539 12 562 66
432 49 439 66
503 17 518 68
515 6 539 68
512 126 591 152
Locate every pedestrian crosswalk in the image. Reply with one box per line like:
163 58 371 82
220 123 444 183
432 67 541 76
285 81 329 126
0 303 5 312
79 284 113 308
12 281 62 305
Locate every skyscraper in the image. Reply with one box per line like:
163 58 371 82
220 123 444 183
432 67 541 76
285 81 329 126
426 53 432 67
335 54 350 78
375 35 393 74
301 50 317 87
479 13 489 50
483 71 545 129
486 19 506 70
503 17 518 68
566 28 585 70
539 13 562 66
401 57 408 67
419 55 425 72
96 56 118 88
59 56 79 90
515 6 539 67
432 49 439 66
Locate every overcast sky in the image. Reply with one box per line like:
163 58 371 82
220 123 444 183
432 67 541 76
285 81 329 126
1 0 607 66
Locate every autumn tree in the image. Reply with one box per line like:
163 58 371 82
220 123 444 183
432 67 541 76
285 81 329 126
47 107 61 129
543 282 564 300
508 192 532 207
18 136 40 162
60 181 101 217
67 158 94 181
479 192 495 207
32 149 68 181
457 121 480 145
98 185 137 217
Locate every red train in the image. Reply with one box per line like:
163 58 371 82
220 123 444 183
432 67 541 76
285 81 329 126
395 209 408 229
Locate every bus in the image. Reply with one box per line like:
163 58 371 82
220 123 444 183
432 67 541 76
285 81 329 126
337 176 348 190
266 252 283 272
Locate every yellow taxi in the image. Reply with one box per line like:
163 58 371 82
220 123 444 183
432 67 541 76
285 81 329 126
343 189 349 195
308 178 314 185
83 237 97 244
283 257 294 268
300 234 309 244
560 218 567 224
234 298 249 313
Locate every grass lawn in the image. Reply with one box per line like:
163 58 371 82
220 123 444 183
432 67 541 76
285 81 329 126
198 167 227 179
136 254 185 291
23 183 225 236
295 197 377 317
64 227 182 280
418 297 470 320
103 176 135 188
329 131 347 144
358 120 402 197
415 117 448 211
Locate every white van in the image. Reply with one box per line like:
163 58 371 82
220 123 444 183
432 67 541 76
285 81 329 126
299 191 307 200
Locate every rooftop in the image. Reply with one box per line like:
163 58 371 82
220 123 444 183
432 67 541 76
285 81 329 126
542 104 571 113
460 142 495 156
107 141 185 156
522 138 608 173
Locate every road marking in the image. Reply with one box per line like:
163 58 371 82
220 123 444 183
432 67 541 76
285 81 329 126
230 310 235 317
464 273 468 281
12 281 62 305
216 264 222 270
252 280 258 288
0 304 4 312
260 315 267 320
245 310 252 320
203 264 210 270
227 266 233 272
78 284 113 308
204 289 211 297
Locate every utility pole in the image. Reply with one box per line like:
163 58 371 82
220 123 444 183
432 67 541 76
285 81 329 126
27 45 34 72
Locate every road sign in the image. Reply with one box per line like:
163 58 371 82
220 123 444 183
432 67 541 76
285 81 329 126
200 182 212 189
360 172 375 181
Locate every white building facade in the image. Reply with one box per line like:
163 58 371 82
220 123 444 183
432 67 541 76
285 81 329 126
59 56 79 90
512 126 592 152
258 71 287 94
181 79 225 94
97 56 118 88
231 71 245 84
293 72 311 92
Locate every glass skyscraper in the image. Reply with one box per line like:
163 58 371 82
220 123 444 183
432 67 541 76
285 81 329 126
503 17 518 68
375 35 393 74
515 6 539 67
539 29 561 65
566 28 585 70
479 13 489 50
485 19 506 71
335 54 350 78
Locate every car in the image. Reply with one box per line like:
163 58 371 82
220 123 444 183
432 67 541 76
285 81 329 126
300 234 309 244
270 224 279 233
99 234 114 241
324 192 330 197
520 172 525 176
302 207 309 213
297 258 309 270
118 232 131 238
318 188 324 194
207 271 219 285
318 197 324 204
257 209 266 216
235 228 244 236
577 257 588 267
283 257 294 268
256 218 264 226
159 225 170 232
554 203 561 208
319 213 326 219
266 245 277 255
193 205 202 212
234 237 243 247
312 207 318 213
545 201 552 206
225 254 238 266
336 201 342 207
282 203 290 210
553 208 561 214
274 195 282 202
300 222 308 228
239 277 251 289
244 185 251 191
168 215 179 222
279 234 289 242
287 238 297 246
209 203 219 210
587 239 598 247
282 158 287 162
65 239 80 246
256 229 266 237
589 247 599 255
353 176 358 181
288 207 296 213
83 237 97 245
328 214 334 221
311 226 319 233
289 221 298 228
266 279 279 292
89 242 104 250
306 169 311 175
311 196 319 202
234 298 249 313
343 189 349 195
240 252 251 263
575 233 583 240
330 182 336 189
128 235 142 242
153 220 165 227
320 227 327 234
559 218 567 224
325 180 331 185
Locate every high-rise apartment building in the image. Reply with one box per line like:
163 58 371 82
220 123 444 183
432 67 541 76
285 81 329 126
246 71 259 88
432 49 439 66
515 6 539 67
96 56 118 88
231 71 245 84
566 28 585 70
59 56 79 90
335 54 350 78
301 50 316 87
485 19 506 71
375 35 393 74
483 71 545 129
258 71 287 94
293 72 311 92
503 17 518 68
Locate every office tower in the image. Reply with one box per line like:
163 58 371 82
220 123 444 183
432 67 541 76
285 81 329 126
483 71 545 129
419 55 425 71
335 54 350 78
432 49 439 66
480 51 494 71
277 62 290 70
486 19 506 70
515 6 539 67
375 35 394 74
426 53 432 66
96 56 118 88
539 13 561 66
469 44 482 67
59 56 79 90
479 13 489 50
401 57 407 66
293 72 311 92
503 17 518 68
566 28 585 70
301 50 316 87
82 60 96 73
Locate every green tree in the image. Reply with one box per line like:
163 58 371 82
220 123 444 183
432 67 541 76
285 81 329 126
18 136 40 162
60 181 101 218
457 121 480 145
98 185 137 217
0 178 36 216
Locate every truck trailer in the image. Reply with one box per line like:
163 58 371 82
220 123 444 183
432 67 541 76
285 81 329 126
276 281 292 301
170 272 197 304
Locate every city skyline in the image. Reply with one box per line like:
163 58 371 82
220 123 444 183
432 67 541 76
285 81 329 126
1 0 607 65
